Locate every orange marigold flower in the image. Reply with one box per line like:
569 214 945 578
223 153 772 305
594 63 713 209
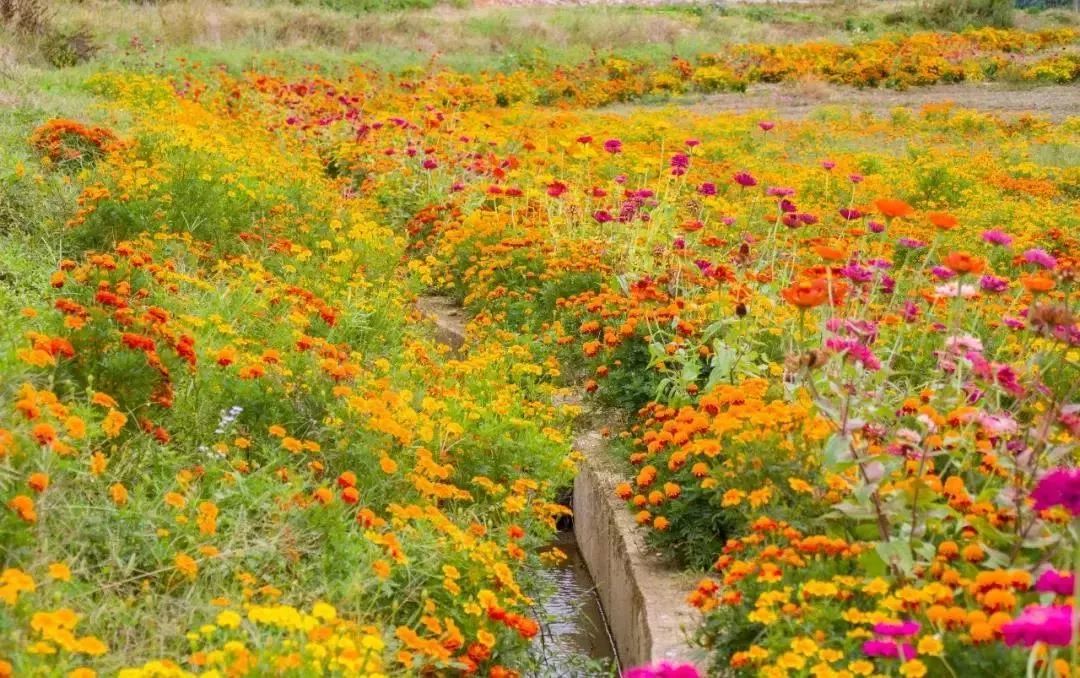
27 472 49 493
8 495 37 523
1020 274 1055 293
928 212 958 229
875 198 915 219
942 251 985 275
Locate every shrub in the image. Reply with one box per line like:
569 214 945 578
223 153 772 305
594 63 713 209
887 0 1016 30
40 26 98 68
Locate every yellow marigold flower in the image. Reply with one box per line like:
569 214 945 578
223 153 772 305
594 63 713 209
48 563 72 582
722 489 744 507
312 601 337 621
109 483 128 507
164 492 186 509
848 660 875 676
174 553 198 580
776 652 806 670
899 660 927 678
102 409 127 438
75 636 108 656
788 477 814 494
67 669 96 678
373 560 391 580
89 452 107 476
916 635 943 656
216 610 242 629
790 636 818 656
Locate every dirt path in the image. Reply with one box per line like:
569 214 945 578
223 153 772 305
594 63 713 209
603 82 1080 121
476 0 814 5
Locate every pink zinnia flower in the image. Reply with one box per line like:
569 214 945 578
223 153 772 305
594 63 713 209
758 121 775 132
603 139 622 154
1001 605 1074 647
627 662 700 678
1032 468 1080 515
981 229 1013 247
1023 248 1057 270
733 171 757 188
862 640 915 660
1035 569 1075 596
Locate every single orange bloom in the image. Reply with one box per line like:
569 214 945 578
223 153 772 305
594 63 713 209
942 251 985 275
928 212 958 230
27 472 49 493
874 198 915 219
782 277 848 308
1020 274 1055 293
812 244 847 261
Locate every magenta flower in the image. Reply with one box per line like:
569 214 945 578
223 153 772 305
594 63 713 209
697 182 717 196
839 208 863 220
733 171 757 188
421 158 438 170
593 210 613 224
604 139 623 154
862 640 916 660
981 229 1013 247
1036 569 1075 596
685 138 700 148
979 275 1008 293
1031 468 1080 515
1001 605 1075 647
766 186 795 198
868 220 885 234
821 160 836 171
547 181 568 198
873 620 921 637
758 121 775 132
1023 248 1057 270
626 662 700 678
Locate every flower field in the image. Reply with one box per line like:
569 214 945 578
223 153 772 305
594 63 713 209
1 13 1080 678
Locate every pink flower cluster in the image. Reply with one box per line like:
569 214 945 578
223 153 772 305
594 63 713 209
626 662 701 678
1001 605 1075 647
1031 468 1080 516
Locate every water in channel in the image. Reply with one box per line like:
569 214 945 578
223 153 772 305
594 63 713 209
531 530 619 677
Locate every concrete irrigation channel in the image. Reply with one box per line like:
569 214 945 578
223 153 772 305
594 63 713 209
417 296 701 674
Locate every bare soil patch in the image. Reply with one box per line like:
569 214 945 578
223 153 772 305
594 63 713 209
602 82 1080 121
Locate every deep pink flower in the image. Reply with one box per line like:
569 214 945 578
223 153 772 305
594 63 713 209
733 171 757 188
604 139 622 154
547 181 568 198
1002 605 1074 647
873 620 920 637
982 229 1013 247
758 121 775 132
862 640 915 660
1023 248 1057 270
626 662 700 678
1032 468 1080 515
821 160 836 171
698 182 717 196
593 210 613 224
1036 569 1075 596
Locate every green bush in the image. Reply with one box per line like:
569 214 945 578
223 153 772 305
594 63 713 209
41 26 98 68
885 0 1015 31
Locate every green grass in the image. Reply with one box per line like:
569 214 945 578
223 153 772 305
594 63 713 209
10 0 1066 76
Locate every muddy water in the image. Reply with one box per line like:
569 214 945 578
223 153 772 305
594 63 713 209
531 530 619 677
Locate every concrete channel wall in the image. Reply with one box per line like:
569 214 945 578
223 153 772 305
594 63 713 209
572 427 701 671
